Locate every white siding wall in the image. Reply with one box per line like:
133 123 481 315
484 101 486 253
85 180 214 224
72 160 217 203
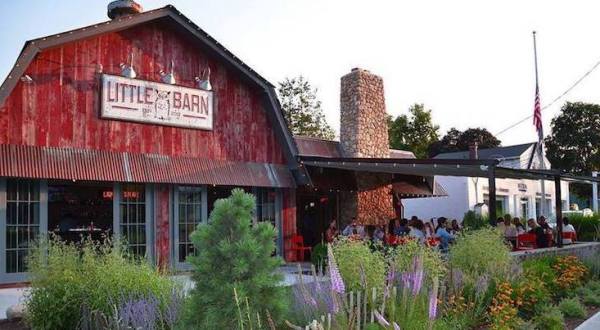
403 176 470 220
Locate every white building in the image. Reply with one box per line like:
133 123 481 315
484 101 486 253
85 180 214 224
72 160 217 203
403 142 570 223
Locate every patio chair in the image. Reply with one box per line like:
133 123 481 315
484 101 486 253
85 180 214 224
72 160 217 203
289 234 311 262
516 233 537 251
562 231 577 244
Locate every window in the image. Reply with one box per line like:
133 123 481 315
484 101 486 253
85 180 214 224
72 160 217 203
6 180 40 273
119 184 146 258
520 198 529 220
256 188 277 227
483 194 506 217
177 187 203 263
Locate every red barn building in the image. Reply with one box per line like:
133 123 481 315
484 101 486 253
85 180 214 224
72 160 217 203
0 1 445 284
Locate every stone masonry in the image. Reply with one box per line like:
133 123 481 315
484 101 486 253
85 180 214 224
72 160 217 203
339 68 395 226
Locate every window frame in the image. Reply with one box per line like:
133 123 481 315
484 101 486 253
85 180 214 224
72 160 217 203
0 179 47 284
173 185 207 270
113 183 153 263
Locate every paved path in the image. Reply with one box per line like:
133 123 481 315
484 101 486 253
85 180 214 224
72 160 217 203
576 310 600 330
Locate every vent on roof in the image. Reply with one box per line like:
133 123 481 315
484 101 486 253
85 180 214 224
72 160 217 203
107 0 143 19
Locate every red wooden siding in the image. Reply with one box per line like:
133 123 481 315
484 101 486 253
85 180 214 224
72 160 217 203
0 22 286 165
282 188 297 262
155 185 170 269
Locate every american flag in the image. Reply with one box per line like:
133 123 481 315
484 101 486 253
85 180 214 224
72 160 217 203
533 84 543 139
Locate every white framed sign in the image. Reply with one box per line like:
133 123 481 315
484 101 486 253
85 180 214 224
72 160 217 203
101 74 213 130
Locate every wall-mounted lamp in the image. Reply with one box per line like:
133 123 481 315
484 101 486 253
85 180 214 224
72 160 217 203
119 52 136 78
20 75 33 83
160 60 176 84
195 67 212 91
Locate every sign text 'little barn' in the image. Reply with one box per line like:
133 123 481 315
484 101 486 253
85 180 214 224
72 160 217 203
101 74 213 130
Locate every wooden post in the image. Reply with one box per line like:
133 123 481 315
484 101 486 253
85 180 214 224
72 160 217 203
488 165 497 226
555 175 563 248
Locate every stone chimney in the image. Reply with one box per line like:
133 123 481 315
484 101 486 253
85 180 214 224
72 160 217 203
340 68 390 157
339 68 395 226
469 142 479 160
108 0 143 19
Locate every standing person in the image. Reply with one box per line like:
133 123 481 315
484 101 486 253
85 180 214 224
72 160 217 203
528 218 549 248
435 217 455 252
562 217 576 245
513 217 526 235
325 221 338 243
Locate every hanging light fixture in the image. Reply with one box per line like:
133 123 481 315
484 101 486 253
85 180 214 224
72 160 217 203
195 67 212 91
160 60 176 84
119 52 136 78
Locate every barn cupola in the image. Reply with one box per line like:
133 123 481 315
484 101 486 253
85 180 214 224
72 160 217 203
107 0 143 19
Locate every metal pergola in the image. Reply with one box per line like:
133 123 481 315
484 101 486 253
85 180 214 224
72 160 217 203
299 156 600 248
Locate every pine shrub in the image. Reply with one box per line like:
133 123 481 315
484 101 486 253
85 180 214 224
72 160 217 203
532 304 565 330
558 297 586 319
183 188 286 328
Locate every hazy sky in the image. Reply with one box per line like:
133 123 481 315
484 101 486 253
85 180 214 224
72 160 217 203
2 0 600 146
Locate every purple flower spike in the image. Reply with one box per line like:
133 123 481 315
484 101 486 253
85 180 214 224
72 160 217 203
428 290 438 320
401 272 412 290
327 244 345 294
393 322 402 330
374 310 390 327
411 255 424 296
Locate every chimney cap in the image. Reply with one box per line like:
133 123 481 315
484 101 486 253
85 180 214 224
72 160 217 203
108 0 143 19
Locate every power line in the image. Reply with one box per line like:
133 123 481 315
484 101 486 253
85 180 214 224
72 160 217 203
495 56 600 136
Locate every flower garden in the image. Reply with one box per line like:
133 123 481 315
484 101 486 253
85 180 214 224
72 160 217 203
8 189 600 329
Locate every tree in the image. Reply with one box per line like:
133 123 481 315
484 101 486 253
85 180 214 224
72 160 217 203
184 189 286 328
545 102 600 204
545 102 600 175
428 127 501 157
388 103 440 158
278 76 335 140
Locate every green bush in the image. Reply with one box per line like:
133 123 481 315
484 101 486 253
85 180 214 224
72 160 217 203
461 211 489 230
568 213 600 241
184 189 287 329
25 236 178 330
310 242 328 271
391 239 446 284
558 297 586 318
449 227 512 279
532 304 565 330
332 237 386 292
582 289 600 307
522 257 558 293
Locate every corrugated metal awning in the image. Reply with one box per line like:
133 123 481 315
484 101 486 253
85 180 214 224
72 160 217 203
0 144 295 188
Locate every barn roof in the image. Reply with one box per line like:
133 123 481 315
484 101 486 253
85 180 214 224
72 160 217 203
0 5 301 174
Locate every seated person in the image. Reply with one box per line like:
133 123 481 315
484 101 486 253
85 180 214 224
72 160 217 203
503 217 518 249
562 217 576 245
373 225 386 243
538 216 553 233
528 218 549 248
409 218 426 244
450 219 461 235
393 218 411 236
325 221 338 243
513 217 526 235
496 217 506 232
342 217 364 238
435 217 455 252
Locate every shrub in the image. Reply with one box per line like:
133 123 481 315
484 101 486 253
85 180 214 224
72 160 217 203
25 236 179 330
332 238 386 292
391 239 446 285
488 282 522 330
558 297 586 319
582 289 600 307
532 304 565 330
311 242 328 271
184 189 287 329
462 211 489 230
449 227 512 280
552 255 588 292
568 213 600 241
512 277 551 318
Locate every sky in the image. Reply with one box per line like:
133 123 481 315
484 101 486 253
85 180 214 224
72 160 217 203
2 0 600 146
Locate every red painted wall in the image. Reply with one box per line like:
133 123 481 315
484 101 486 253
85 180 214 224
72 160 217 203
282 188 297 262
0 21 286 164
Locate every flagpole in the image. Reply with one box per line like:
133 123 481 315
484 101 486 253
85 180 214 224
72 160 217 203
533 31 547 218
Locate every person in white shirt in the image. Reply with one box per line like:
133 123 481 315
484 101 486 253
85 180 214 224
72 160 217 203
408 218 426 244
562 217 576 245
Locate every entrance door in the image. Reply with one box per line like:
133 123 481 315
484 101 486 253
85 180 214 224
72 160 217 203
296 189 338 248
114 183 153 260
174 186 206 269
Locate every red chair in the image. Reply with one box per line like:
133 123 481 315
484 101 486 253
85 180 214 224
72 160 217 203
516 233 537 250
289 235 311 262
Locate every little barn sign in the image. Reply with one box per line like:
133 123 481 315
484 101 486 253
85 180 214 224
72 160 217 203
101 74 213 130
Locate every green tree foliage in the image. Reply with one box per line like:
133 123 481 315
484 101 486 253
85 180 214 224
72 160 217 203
184 189 286 328
545 102 600 174
278 76 335 140
388 103 440 158
428 127 501 157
